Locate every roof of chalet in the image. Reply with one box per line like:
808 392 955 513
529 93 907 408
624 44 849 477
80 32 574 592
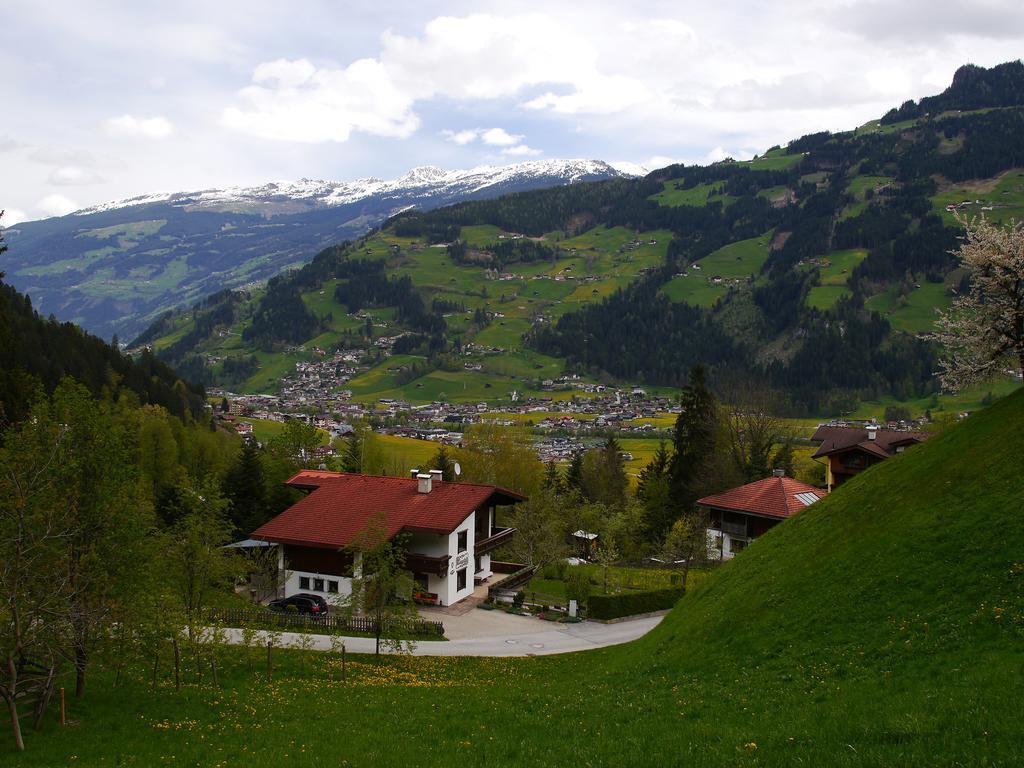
697 475 826 519
251 470 527 550
810 425 929 459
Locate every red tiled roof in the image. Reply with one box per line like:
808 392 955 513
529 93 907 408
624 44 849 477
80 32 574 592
810 425 928 459
251 470 527 550
696 476 826 519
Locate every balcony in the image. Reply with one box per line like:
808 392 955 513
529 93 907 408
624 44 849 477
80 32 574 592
719 521 748 538
475 526 516 556
404 552 450 578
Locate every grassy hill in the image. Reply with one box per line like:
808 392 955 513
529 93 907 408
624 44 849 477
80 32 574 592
12 388 1023 766
134 62 1024 414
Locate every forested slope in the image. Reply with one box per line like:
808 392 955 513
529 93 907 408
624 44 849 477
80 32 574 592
137 61 1024 413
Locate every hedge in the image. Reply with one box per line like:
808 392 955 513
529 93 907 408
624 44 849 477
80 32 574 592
587 587 685 621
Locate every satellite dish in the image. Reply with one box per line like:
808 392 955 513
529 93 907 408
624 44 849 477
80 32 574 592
453 461 462 477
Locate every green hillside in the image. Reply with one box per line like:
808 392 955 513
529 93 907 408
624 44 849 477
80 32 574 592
136 61 1024 414
13 389 1024 766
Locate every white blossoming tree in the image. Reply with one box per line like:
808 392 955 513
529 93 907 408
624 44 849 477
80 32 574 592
929 216 1024 391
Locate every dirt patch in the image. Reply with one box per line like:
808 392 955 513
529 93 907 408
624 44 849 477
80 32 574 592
933 168 1021 194
770 230 793 251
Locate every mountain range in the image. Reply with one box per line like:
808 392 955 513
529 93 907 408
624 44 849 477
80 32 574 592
1 159 630 339
135 61 1024 414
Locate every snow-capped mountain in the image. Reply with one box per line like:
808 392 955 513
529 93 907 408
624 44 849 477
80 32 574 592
5 159 631 340
74 159 632 217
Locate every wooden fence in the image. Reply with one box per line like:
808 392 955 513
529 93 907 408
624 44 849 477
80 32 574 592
206 607 444 638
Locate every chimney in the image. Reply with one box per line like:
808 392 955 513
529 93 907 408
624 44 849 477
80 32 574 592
429 469 443 485
410 469 420 479
772 468 785 478
417 473 432 494
867 425 878 441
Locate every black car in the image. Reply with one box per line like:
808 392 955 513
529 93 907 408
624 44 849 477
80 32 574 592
268 593 329 616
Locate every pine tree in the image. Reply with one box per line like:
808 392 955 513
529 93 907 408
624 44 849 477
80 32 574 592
430 444 455 481
669 365 719 513
542 461 562 492
222 441 267 535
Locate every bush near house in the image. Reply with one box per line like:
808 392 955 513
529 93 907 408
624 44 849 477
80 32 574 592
587 587 685 621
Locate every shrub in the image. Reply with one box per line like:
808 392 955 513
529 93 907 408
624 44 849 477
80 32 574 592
587 587 685 621
512 592 525 609
565 569 593 604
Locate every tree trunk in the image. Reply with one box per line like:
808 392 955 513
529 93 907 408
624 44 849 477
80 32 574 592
210 653 218 689
74 645 87 698
5 694 24 752
375 603 382 659
266 643 273 680
5 657 24 752
172 638 181 692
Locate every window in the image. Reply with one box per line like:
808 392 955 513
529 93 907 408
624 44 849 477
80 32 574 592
729 538 747 553
328 581 339 594
299 576 310 590
457 530 468 553
313 578 325 592
457 568 467 591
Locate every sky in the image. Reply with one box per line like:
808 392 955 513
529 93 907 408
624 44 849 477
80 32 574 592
2 0 1023 224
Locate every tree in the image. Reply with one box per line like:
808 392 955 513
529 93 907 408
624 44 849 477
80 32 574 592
930 216 1024 389
637 441 674 542
429 444 455 482
578 436 628 509
721 385 791 482
460 423 542 495
669 366 719 509
51 381 151 698
343 513 419 658
506 488 570 568
660 514 709 590
0 398 72 752
542 461 562 493
162 480 240 639
594 540 620 595
268 419 322 468
222 441 266 535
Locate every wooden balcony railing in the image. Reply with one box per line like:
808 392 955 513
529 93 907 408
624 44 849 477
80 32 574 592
719 521 748 538
404 552 450 577
475 526 516 555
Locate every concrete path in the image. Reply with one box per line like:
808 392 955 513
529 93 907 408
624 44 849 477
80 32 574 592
220 612 664 657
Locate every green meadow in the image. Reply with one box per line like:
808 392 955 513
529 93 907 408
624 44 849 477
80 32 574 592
10 390 1024 767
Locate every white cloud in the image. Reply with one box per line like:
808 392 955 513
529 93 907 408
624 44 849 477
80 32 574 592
2 208 28 226
222 57 419 142
37 193 79 217
501 144 541 156
441 129 480 145
104 115 175 139
481 128 523 146
442 126 527 148
48 166 104 186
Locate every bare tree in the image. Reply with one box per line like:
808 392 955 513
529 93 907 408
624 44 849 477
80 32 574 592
721 383 793 482
930 216 1024 390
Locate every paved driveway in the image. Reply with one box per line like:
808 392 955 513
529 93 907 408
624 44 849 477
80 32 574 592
221 612 663 657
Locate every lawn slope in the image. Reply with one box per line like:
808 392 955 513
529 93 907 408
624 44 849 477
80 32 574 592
10 391 1024 766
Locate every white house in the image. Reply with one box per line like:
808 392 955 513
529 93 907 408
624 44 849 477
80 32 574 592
252 469 526 607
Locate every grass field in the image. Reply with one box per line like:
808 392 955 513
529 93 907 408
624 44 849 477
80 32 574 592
932 168 1024 224
10 391 1023 766
660 231 770 307
802 249 868 309
840 175 894 219
864 281 951 334
650 180 736 208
